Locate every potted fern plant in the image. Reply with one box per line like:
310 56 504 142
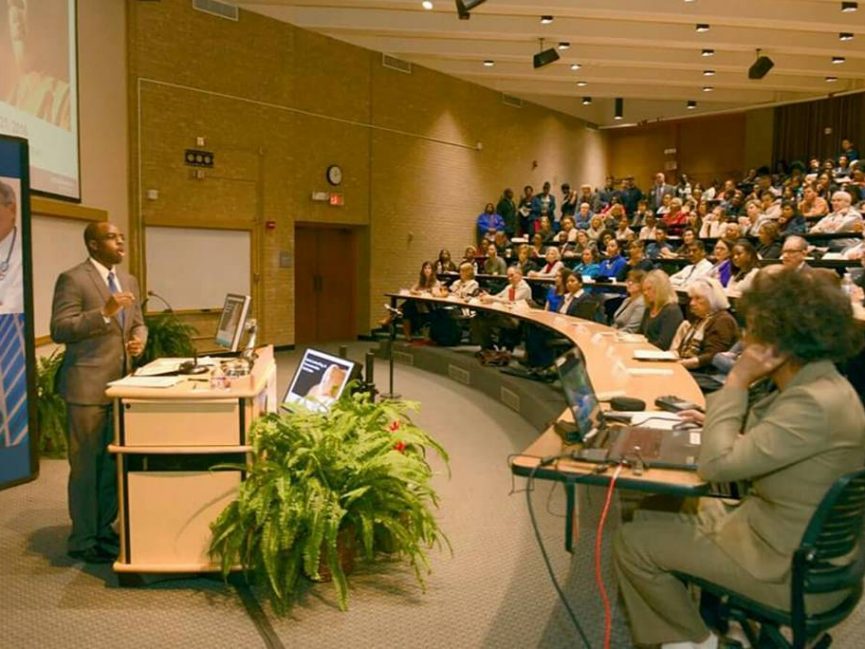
139 312 197 366
208 388 450 614
36 348 67 458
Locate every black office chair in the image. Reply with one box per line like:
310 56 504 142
676 467 865 649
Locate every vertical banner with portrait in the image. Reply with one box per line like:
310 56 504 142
0 134 37 490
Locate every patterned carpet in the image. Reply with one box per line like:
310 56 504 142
1 343 863 648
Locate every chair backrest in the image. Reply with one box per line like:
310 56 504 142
796 467 865 596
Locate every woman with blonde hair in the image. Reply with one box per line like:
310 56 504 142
639 269 684 350
670 277 739 370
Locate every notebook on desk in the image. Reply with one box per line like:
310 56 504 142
555 350 700 471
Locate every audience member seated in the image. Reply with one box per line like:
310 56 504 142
656 192 673 218
475 202 504 246
698 205 726 238
529 246 564 279
586 214 605 241
639 213 658 241
460 245 478 274
529 233 546 258
780 235 811 272
675 228 699 258
597 239 628 280
574 201 593 229
554 216 578 245
511 244 538 276
810 190 863 233
670 277 739 371
623 240 655 277
669 241 713 287
663 197 689 235
542 267 568 312
483 243 507 275
434 248 457 274
578 183 602 214
614 214 636 242
428 263 479 346
400 261 441 340
756 221 782 259
719 222 742 249
613 268 865 649
740 199 771 237
726 240 760 298
632 200 652 229
760 191 781 220
646 222 675 259
612 269 647 333
438 261 479 299
537 216 556 244
493 230 510 256
572 247 602 279
472 266 531 351
841 137 860 162
777 200 807 235
707 239 732 287
639 269 685 350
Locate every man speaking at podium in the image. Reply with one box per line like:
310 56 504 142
50 222 147 563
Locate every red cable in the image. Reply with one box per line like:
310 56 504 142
594 464 622 649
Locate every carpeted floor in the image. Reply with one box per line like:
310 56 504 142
1 342 863 648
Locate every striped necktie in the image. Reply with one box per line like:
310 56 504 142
107 271 125 329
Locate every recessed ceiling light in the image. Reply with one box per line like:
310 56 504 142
483 59 494 67
702 86 714 92
696 23 710 32
833 56 846 63
558 42 570 50
570 63 581 71
576 81 588 87
842 2 858 12
826 75 839 82
422 0 433 9
614 97 624 120
701 49 715 57
540 15 554 24
840 32 854 41
703 70 715 76
582 97 592 105
687 100 697 109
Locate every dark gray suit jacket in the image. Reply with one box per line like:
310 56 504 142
50 260 147 405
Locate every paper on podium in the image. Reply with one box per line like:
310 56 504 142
108 376 182 388
134 357 216 376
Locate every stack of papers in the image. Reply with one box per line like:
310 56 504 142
108 376 181 388
633 350 678 361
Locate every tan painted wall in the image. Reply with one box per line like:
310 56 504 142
127 0 607 346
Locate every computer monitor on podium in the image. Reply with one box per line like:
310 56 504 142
214 294 251 352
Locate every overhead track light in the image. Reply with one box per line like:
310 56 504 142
687 100 697 109
841 2 858 12
701 49 715 56
582 97 592 105
614 97 623 120
455 0 486 20
695 23 710 32
748 49 774 79
540 15 554 24
833 56 846 63
840 32 854 41
558 42 570 50
533 38 560 69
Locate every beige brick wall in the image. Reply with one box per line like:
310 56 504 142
128 0 607 345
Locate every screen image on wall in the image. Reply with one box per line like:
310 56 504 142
0 0 80 201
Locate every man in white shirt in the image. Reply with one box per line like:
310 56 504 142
472 267 531 350
810 191 863 234
0 180 23 314
669 242 714 288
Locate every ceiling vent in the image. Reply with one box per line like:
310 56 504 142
192 0 239 21
382 54 412 74
502 94 523 108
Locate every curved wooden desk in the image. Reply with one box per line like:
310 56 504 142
385 292 707 494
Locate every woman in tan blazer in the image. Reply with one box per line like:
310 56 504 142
613 268 865 649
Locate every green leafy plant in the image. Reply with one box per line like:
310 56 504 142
36 349 67 458
208 388 450 614
139 312 197 366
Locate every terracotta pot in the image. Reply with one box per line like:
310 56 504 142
314 526 356 582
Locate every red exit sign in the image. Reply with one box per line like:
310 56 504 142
329 193 344 206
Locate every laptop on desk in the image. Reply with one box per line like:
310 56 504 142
555 350 700 471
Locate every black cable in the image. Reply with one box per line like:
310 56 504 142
526 456 594 649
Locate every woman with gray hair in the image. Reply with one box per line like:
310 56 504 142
670 277 739 370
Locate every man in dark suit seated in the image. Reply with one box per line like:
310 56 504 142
50 222 147 564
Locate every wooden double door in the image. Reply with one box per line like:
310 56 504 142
294 225 357 344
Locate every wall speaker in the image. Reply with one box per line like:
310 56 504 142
533 47 560 69
748 55 775 79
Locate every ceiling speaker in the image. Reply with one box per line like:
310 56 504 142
748 55 775 80
533 48 560 69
